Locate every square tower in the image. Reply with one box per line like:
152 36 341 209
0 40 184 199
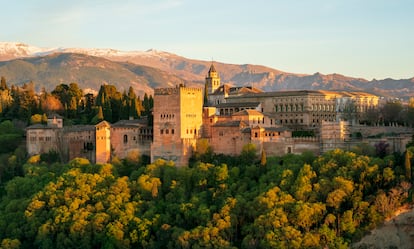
95 121 111 164
205 63 221 94
151 85 203 166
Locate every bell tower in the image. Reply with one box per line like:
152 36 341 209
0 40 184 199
205 63 221 94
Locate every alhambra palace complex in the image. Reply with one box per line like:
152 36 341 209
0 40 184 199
26 64 413 166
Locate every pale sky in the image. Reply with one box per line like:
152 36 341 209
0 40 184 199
1 0 413 80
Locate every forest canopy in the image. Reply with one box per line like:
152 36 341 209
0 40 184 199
0 147 412 248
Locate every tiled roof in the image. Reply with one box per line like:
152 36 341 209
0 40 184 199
111 119 147 128
213 120 248 127
64 125 95 132
232 109 263 116
216 102 260 108
26 124 50 129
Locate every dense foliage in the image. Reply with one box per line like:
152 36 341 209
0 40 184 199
0 77 154 125
0 146 412 248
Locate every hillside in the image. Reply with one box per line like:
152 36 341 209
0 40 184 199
0 42 413 98
0 52 187 95
352 207 414 249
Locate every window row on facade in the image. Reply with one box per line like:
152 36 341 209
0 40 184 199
160 113 175 119
30 136 52 142
254 131 282 137
160 129 175 135
140 129 152 135
273 98 304 102
276 119 304 124
275 104 305 112
186 128 197 135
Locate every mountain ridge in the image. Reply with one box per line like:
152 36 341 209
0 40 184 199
0 42 413 99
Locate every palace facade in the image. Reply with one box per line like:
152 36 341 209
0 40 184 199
27 64 385 166
26 115 152 164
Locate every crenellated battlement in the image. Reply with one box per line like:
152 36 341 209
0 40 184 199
154 85 202 95
154 87 179 95
180 87 202 93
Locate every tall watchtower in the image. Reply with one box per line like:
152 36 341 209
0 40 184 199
151 85 203 166
95 121 111 164
205 63 221 94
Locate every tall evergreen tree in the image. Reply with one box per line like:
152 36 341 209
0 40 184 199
260 148 267 166
97 106 104 122
0 76 8 90
120 91 129 120
405 150 412 181
203 82 209 107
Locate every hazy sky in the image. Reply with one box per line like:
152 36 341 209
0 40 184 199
1 0 413 80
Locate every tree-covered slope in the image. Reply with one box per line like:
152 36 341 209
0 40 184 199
0 146 412 248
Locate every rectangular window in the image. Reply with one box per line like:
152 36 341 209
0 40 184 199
172 129 174 134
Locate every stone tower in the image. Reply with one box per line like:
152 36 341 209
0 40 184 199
95 121 111 163
151 85 203 166
205 63 221 94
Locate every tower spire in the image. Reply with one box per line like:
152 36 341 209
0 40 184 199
205 62 220 95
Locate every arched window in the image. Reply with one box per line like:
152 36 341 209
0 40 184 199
123 135 128 144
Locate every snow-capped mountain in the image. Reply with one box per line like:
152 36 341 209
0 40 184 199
0 42 413 99
0 42 55 60
0 42 174 61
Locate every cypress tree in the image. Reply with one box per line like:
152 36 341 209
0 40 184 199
260 148 267 166
405 150 412 181
97 106 104 122
203 82 209 107
0 76 8 90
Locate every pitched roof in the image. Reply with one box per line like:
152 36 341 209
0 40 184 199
232 109 263 116
26 124 51 130
208 63 217 73
111 119 147 128
215 102 260 108
64 125 95 132
95 120 111 128
213 120 248 127
210 84 263 96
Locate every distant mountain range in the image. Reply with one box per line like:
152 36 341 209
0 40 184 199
0 42 413 99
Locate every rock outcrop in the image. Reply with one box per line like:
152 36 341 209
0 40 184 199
352 207 414 249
